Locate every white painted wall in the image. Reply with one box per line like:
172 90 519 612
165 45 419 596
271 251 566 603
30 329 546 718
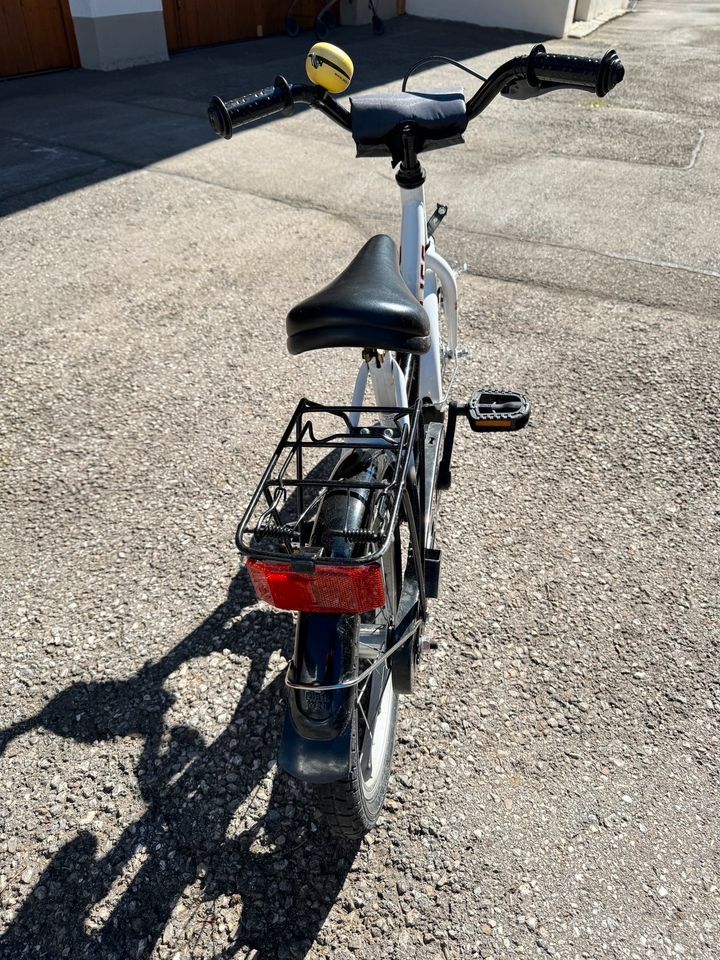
405 0 577 38
575 0 623 20
69 0 162 17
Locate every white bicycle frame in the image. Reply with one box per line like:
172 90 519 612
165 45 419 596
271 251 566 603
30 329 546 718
348 179 459 418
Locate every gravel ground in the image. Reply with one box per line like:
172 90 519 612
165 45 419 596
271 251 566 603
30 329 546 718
1 1 719 958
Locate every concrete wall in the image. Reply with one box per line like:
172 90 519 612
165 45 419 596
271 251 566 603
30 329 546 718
69 0 168 70
405 0 577 38
574 0 623 20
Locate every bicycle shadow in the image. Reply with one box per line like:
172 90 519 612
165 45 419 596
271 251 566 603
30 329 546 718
0 565 358 959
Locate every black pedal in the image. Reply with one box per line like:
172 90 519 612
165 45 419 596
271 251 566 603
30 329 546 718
463 388 530 432
437 389 530 490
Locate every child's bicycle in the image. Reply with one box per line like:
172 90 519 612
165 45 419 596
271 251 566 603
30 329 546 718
208 41 624 838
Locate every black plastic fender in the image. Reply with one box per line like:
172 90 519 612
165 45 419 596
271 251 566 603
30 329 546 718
279 612 358 783
278 710 353 782
279 448 389 784
289 613 358 729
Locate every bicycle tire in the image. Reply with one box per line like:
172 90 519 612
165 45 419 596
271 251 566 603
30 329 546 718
311 456 401 838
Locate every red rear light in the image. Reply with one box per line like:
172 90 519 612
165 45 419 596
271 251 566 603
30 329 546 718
247 559 385 614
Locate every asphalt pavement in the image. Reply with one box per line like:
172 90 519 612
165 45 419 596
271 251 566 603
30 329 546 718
1 1 718 958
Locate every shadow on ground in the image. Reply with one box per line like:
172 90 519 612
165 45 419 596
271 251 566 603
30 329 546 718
0 566 356 959
0 17 541 219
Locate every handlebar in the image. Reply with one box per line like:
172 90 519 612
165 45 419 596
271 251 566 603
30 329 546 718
208 45 624 139
208 76 351 140
467 44 624 115
208 78 293 139
529 47 625 96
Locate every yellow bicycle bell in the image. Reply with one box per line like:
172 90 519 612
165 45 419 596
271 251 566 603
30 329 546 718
306 42 354 94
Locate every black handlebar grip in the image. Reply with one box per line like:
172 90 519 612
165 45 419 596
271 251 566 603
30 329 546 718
529 48 625 97
208 76 293 139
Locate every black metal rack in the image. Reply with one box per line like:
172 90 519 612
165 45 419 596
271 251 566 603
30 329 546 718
236 398 425 570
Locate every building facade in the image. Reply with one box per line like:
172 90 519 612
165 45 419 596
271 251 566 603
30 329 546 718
0 0 625 78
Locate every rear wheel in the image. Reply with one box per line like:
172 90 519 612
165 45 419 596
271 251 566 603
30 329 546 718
310 455 401 839
315 532 399 838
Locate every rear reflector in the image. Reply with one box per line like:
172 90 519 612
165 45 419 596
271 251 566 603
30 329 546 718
247 559 385 614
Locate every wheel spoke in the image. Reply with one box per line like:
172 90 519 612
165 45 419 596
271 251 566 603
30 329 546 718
357 696 372 743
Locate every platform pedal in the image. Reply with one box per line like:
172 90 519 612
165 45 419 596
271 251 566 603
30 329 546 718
463 388 531 432
437 388 531 489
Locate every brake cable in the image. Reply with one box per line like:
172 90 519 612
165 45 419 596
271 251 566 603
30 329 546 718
401 56 487 92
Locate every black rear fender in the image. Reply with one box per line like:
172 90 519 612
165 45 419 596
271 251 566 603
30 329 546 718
279 449 391 783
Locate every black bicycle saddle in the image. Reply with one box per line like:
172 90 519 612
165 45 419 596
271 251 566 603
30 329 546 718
286 234 431 356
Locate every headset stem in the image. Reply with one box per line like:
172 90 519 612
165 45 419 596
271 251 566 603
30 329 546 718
395 125 425 189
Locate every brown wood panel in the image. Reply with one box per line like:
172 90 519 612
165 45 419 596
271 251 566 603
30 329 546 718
253 0 284 37
58 0 80 65
162 0 181 51
0 2 35 76
0 0 78 77
163 0 258 51
162 0 342 50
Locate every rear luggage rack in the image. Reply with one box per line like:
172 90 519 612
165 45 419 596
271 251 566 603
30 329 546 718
236 398 423 569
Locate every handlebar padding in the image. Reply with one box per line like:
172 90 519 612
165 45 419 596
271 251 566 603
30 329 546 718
208 77 293 139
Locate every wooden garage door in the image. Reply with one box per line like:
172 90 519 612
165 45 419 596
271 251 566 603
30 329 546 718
163 0 336 52
163 0 258 51
0 0 79 77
